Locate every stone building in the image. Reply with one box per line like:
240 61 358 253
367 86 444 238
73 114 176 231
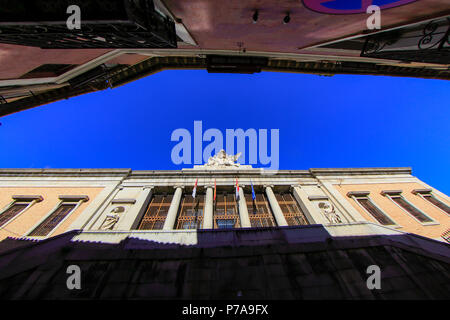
1 0 449 116
0 156 449 299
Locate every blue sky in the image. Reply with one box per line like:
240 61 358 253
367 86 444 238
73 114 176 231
1 70 449 194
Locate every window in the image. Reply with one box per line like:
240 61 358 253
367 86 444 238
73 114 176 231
384 192 433 224
20 64 77 79
137 194 173 230
442 229 450 244
0 202 28 227
245 193 275 227
0 195 43 228
214 193 240 229
28 203 77 237
175 194 204 229
354 196 395 226
275 192 309 226
413 190 450 215
422 194 450 214
0 203 28 227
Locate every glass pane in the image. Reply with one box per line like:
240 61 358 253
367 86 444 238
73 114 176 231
217 219 235 229
153 220 163 230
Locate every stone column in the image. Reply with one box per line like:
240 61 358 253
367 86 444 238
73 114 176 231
163 186 184 231
291 185 328 225
238 187 251 228
265 185 288 227
203 186 214 229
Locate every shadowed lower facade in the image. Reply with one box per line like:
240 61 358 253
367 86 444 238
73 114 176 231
0 164 449 299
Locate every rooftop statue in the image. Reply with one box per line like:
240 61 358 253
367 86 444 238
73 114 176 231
206 150 241 167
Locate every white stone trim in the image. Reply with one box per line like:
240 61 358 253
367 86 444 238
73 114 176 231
116 186 154 230
318 181 365 223
70 184 120 230
88 186 124 230
238 187 251 228
291 186 327 225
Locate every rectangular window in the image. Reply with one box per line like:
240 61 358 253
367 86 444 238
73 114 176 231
390 196 433 223
275 193 309 226
245 193 276 227
0 195 43 228
422 194 450 215
214 193 240 229
355 197 395 226
0 203 29 227
28 203 77 236
442 229 450 243
137 194 173 230
216 219 236 229
176 194 204 229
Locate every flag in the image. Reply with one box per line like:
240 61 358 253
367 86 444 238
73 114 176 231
192 178 198 198
251 180 257 214
235 178 240 201
251 181 256 201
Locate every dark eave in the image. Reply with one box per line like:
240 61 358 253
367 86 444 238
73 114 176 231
1 56 449 118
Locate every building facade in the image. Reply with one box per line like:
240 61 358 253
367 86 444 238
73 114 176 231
1 1 449 117
0 158 449 300
0 162 449 243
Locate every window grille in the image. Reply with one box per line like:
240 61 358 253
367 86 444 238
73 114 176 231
390 196 433 223
422 194 450 215
0 203 28 227
355 197 395 226
175 194 204 229
214 193 240 229
29 203 77 236
137 194 173 230
275 193 309 226
245 193 276 227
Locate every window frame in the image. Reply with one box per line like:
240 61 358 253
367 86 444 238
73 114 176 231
275 192 310 226
0 195 43 229
245 192 276 228
136 193 173 230
348 192 400 227
382 191 437 226
413 189 450 216
25 195 87 239
175 193 205 230
213 192 240 229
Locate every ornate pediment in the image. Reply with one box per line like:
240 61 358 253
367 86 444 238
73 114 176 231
191 150 252 170
206 150 241 167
